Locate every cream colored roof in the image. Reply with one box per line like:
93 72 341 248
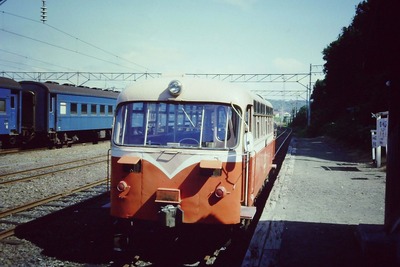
117 77 272 110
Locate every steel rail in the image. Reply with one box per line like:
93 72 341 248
0 155 107 179
0 179 107 240
0 159 107 186
274 128 293 158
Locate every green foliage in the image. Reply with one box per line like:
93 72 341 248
290 106 307 128
310 0 398 147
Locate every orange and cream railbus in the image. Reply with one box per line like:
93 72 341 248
110 77 275 232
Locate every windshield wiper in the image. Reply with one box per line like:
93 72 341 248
181 107 195 127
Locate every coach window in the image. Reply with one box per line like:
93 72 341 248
60 102 67 115
0 99 5 112
91 104 96 115
71 103 78 115
100 105 105 115
10 96 15 109
108 105 113 115
82 104 88 115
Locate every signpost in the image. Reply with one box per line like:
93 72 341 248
371 112 388 168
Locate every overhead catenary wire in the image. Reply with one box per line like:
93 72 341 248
0 48 75 71
0 10 151 72
0 58 50 71
1 28 140 71
0 62 24 70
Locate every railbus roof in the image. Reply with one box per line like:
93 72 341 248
117 77 272 109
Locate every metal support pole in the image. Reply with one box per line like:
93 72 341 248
376 115 382 168
307 64 312 127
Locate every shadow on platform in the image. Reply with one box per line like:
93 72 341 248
248 220 399 267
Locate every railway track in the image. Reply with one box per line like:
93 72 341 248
0 140 110 156
0 130 293 266
0 143 110 240
0 155 107 186
275 127 293 156
0 179 107 240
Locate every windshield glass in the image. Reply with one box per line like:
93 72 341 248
113 102 240 149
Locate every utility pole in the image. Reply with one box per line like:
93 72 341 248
307 64 312 127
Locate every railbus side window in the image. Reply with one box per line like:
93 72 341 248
246 106 251 132
113 106 127 145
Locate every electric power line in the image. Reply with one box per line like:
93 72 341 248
0 10 151 72
0 58 48 70
0 28 141 71
0 63 24 70
0 48 75 71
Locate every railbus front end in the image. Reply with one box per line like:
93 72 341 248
110 78 275 248
111 101 243 225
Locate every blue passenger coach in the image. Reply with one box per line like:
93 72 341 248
19 81 118 147
0 77 22 147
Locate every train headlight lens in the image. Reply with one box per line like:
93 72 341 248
215 186 227 198
167 80 182 96
117 181 128 192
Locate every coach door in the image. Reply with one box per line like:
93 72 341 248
0 92 8 134
48 95 56 131
8 95 18 132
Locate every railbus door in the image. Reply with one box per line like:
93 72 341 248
245 105 256 206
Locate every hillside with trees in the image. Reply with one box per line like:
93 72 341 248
303 0 399 149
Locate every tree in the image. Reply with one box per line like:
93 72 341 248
310 0 396 147
290 106 307 128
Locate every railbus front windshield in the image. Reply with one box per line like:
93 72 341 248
113 102 241 149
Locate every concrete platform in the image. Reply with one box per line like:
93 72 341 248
242 136 397 267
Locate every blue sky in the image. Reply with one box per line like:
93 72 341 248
0 0 361 96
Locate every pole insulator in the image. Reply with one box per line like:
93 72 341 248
41 0 47 23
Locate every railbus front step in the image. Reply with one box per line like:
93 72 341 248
240 206 257 220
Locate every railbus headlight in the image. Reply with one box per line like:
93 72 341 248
117 180 131 199
117 181 128 192
215 185 228 198
167 80 183 97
